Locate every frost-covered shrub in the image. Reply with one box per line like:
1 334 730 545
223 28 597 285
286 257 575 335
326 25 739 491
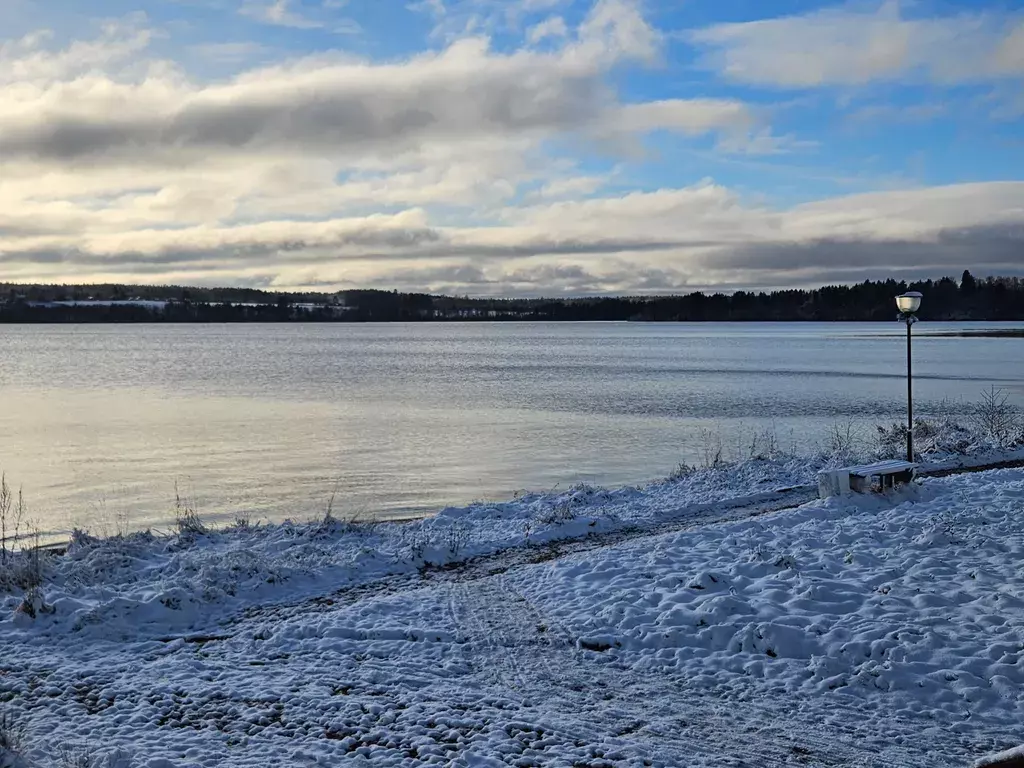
0 475 26 564
876 422 910 459
312 499 375 540
822 420 863 466
972 387 1022 448
231 512 253 530
668 462 697 481
696 428 724 469
0 712 23 767
746 426 781 461
0 512 49 596
916 417 976 455
877 414 987 459
54 743 135 768
443 522 469 558
0 550 46 594
537 502 577 525
173 481 207 536
400 527 432 562
533 484 610 526
878 388 1024 459
396 521 471 565
68 528 100 551
0 476 47 599
313 507 339 537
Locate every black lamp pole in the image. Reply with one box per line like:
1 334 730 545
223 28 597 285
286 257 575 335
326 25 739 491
896 292 922 464
905 316 914 463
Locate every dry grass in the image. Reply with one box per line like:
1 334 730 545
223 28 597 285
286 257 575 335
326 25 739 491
173 479 207 536
0 710 23 758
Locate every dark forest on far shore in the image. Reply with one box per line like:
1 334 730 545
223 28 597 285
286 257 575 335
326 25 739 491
1 271 1021 323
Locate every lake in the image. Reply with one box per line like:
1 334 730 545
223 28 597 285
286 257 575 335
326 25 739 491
1 322 1021 537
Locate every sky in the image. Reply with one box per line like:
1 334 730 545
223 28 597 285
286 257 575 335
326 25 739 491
0 0 1022 296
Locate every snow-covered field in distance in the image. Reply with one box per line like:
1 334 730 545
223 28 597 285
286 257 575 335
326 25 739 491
2 454 1024 766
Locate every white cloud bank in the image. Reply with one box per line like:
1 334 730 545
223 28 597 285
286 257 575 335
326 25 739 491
692 1 1024 87
0 0 1022 295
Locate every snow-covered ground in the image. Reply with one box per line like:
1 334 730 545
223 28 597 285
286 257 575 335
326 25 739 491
2 459 1024 767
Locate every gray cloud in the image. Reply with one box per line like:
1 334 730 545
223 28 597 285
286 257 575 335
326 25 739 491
0 232 701 272
0 1 758 166
705 225 1024 274
0 71 605 162
7 219 1020 295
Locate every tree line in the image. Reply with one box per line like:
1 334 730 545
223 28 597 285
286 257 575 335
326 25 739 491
1 271 1021 323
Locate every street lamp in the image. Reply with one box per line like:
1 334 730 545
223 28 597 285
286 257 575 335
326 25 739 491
896 292 923 463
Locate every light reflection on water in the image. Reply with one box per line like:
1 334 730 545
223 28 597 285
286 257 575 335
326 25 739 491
0 321 1020 535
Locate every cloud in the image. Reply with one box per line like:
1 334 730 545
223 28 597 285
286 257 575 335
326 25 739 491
520 0 565 10
598 98 783 153
0 38 610 162
188 41 272 64
407 0 445 18
608 99 754 135
0 16 152 85
2 1 1021 295
705 226 1024 277
577 0 659 64
4 174 1024 293
692 2 1024 87
241 0 320 28
531 174 610 200
412 0 570 41
845 102 948 126
0 3 755 168
527 16 568 44
240 0 360 33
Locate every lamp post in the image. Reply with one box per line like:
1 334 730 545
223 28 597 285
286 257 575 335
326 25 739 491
896 292 923 463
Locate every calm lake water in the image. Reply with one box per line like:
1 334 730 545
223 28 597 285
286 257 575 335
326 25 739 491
1 322 1022 536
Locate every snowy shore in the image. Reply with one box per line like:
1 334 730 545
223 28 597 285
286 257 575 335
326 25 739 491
2 448 1024 766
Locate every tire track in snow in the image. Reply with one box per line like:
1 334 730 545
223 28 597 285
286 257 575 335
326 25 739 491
446 569 581 696
442 565 948 767
224 485 818 633
226 453 1021 636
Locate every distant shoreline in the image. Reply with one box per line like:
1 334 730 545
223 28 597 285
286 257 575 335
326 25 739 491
3 273 1023 323
2 317 1024 327
918 329 1024 338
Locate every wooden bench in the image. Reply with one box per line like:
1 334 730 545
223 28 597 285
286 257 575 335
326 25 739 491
818 460 917 498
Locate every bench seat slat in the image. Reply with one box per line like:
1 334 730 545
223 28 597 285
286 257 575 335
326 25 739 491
844 461 916 476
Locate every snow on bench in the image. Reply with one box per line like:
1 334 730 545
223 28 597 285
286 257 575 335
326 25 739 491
974 745 1024 768
818 460 917 499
